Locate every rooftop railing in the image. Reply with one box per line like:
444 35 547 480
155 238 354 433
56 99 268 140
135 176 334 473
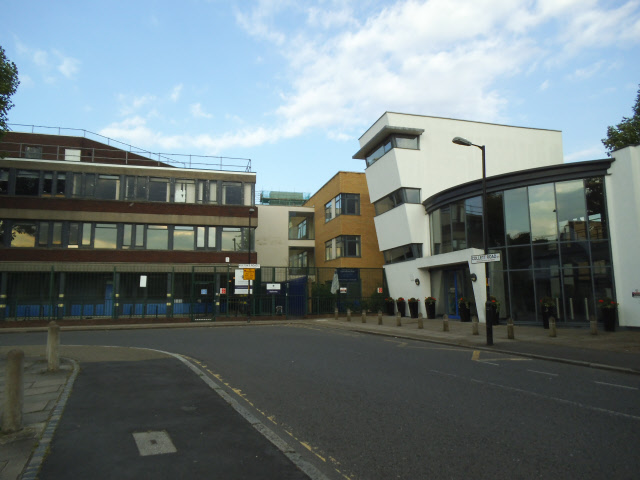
5 123 252 173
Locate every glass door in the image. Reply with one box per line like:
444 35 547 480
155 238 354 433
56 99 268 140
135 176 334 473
444 269 464 319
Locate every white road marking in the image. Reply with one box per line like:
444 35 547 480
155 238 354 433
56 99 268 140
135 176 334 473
527 370 559 377
133 430 177 456
594 381 638 390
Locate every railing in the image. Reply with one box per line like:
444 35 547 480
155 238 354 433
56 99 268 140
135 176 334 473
4 123 252 172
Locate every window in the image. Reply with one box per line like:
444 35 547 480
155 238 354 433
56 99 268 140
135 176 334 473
336 235 360 258
341 194 360 215
149 178 169 202
95 175 120 200
94 224 118 249
15 170 39 196
147 225 168 249
207 227 216 248
325 201 333 223
0 170 8 194
65 149 81 162
383 244 422 264
173 226 195 250
197 227 205 248
221 227 243 251
289 212 314 240
68 222 82 248
325 240 333 261
365 134 419 167
43 172 66 197
209 181 218 204
11 222 37 248
24 145 42 159
123 224 133 249
135 225 144 248
222 182 242 205
174 179 196 203
374 188 420 215
38 222 49 246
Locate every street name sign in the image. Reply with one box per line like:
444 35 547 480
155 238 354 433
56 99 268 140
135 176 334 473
471 253 501 264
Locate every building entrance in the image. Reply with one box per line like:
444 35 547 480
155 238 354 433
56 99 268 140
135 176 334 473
442 268 473 319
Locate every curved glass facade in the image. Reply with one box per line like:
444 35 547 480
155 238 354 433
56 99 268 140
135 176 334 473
429 177 612 324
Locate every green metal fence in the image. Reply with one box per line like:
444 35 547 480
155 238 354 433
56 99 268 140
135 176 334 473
0 265 387 322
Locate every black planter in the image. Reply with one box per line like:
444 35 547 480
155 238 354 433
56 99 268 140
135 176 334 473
396 301 406 317
602 308 616 332
409 302 419 318
426 302 436 319
541 307 555 329
385 301 395 316
459 305 471 322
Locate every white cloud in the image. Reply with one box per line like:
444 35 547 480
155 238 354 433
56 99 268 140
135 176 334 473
13 40 81 81
539 80 550 91
190 103 213 119
56 54 81 78
116 93 158 116
170 84 183 101
564 145 606 162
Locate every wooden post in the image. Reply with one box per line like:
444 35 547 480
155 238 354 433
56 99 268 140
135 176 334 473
471 315 479 335
549 316 557 337
47 321 60 372
507 317 514 340
377 310 382 325
396 312 401 327
443 314 449 332
2 349 24 433
417 313 423 329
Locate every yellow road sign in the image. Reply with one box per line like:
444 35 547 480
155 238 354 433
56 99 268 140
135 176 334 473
243 269 255 280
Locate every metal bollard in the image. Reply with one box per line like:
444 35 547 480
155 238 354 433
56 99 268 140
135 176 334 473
396 312 401 327
549 316 557 337
334 308 338 320
471 315 479 335
507 317 514 340
362 311 366 323
443 314 449 332
378 310 382 325
2 349 25 433
47 321 60 372
418 313 423 329
590 315 598 335
347 308 351 322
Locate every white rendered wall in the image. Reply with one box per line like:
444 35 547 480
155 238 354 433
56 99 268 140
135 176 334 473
254 206 315 268
605 145 640 327
374 204 428 252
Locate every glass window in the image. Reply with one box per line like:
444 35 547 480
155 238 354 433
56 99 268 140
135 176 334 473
24 145 42 159
72 173 82 197
533 243 559 269
335 195 342 217
221 227 243 251
556 180 587 241
208 227 216 248
335 236 343 258
197 227 205 248
404 188 421 203
508 270 536 322
68 222 81 248
507 245 532 270
222 182 242 205
52 222 62 246
341 194 360 215
374 195 395 215
15 170 39 196
94 224 118 249
11 223 37 247
342 235 361 257
82 223 92 246
136 177 148 200
84 174 96 197
65 149 81 162
383 244 422 264
209 181 217 204
487 192 505 247
0 169 8 194
465 196 483 249
289 212 314 240
395 135 419 149
38 222 49 246
95 175 119 200
431 208 442 255
504 188 530 246
149 178 169 202
43 173 54 197
55 174 66 196
244 183 253 206
175 179 196 203
196 180 206 204
325 240 333 260
123 224 133 249
528 184 558 243
451 200 466 250
590 240 611 267
560 241 590 268
147 225 168 249
585 177 607 240
440 205 452 253
124 176 135 200
173 226 195 250
325 201 333 223
135 225 144 247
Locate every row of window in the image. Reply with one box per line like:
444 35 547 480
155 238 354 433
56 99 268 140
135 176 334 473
374 187 421 216
1 220 254 252
430 177 608 254
325 235 361 260
365 134 419 167
325 193 360 222
383 243 423 264
0 168 254 205
288 212 315 240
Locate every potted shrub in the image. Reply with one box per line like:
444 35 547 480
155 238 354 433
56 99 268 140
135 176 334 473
425 296 436 319
488 295 500 325
408 297 419 318
458 297 471 322
385 297 395 316
396 297 406 317
598 297 618 332
539 296 555 329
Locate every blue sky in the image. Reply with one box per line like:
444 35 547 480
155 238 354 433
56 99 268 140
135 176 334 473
2 0 640 195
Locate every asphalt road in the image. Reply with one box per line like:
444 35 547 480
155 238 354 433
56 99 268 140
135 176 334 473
4 324 640 479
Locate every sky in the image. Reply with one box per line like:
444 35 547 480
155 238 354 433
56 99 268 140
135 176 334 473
2 0 640 196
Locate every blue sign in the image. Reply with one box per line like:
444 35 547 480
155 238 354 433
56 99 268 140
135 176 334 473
338 268 359 283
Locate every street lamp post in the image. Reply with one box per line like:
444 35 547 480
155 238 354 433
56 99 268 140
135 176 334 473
248 208 255 323
452 136 493 346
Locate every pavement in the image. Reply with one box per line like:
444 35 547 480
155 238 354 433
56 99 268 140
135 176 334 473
1 315 639 479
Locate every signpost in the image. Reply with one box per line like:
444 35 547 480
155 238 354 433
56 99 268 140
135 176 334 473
239 264 260 322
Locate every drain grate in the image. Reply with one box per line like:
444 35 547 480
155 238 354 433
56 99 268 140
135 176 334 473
132 430 177 456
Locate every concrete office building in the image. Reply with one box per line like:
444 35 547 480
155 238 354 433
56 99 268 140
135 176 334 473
354 112 638 328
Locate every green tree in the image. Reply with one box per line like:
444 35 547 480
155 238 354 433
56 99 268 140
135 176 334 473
602 84 640 155
1 46 19 140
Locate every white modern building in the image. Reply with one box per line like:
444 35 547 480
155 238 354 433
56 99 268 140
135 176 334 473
354 112 639 328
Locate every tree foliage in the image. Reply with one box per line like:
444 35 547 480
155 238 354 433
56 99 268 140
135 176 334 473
0 46 19 139
602 84 640 156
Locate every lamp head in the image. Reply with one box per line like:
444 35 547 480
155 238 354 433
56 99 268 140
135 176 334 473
452 136 473 147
